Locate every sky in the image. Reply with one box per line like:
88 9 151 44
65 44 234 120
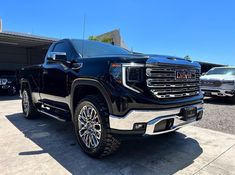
0 0 235 65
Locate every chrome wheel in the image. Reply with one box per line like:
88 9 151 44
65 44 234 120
22 90 29 116
78 105 102 148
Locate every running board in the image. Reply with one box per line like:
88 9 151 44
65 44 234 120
38 109 67 122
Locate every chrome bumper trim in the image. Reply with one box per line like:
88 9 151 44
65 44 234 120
109 103 203 135
202 88 234 97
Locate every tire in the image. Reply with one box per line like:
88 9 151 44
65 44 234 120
74 95 120 158
22 89 39 119
231 95 235 103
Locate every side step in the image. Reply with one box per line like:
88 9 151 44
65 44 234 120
38 109 67 122
38 103 71 122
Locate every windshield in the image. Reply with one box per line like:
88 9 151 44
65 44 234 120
206 68 235 75
71 39 131 58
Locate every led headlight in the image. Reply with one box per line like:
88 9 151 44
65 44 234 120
110 63 145 93
123 63 145 93
1 79 8 85
126 67 143 83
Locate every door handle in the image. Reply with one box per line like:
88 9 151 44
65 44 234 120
43 70 48 75
72 63 83 70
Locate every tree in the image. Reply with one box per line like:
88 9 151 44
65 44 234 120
88 35 113 44
88 36 98 41
101 37 113 44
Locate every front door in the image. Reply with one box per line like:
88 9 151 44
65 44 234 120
40 41 76 107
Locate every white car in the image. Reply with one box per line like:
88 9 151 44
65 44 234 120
200 67 235 102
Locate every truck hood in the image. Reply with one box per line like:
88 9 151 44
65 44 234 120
146 55 200 68
110 54 200 68
91 54 200 68
200 74 235 81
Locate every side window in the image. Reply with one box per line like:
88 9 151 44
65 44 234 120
52 42 75 61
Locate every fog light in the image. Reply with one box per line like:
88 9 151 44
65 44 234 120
2 85 10 89
196 111 203 121
133 123 146 130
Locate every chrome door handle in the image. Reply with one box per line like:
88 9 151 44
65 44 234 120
43 70 48 75
72 63 83 70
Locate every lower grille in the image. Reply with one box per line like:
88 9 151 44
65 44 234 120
146 65 201 99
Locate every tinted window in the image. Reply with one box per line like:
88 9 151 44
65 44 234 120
53 42 75 61
71 39 131 58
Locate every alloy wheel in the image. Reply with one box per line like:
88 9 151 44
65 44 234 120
78 105 102 148
22 90 29 116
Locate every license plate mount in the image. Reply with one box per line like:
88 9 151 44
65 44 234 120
181 107 197 121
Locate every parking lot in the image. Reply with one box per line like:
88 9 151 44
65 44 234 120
0 96 235 175
195 97 235 135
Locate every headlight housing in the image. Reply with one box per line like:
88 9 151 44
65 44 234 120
0 79 8 85
110 63 145 93
126 67 144 83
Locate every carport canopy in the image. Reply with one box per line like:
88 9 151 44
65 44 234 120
198 61 226 73
0 31 57 71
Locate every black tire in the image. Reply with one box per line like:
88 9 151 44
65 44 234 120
231 95 235 103
74 95 120 158
21 89 39 119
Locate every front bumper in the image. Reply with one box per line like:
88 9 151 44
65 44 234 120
201 88 235 97
0 85 11 90
109 103 203 135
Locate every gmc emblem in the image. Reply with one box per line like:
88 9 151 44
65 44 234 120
176 70 194 79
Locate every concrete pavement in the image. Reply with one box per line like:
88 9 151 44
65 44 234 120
0 97 234 175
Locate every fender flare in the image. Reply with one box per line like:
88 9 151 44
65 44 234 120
70 78 113 119
20 78 32 94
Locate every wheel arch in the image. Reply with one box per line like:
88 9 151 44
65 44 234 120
20 78 32 94
70 78 113 121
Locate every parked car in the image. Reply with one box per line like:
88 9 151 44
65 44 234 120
19 39 204 158
200 67 235 102
0 71 19 96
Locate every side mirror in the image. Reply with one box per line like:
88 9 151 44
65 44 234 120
47 52 67 62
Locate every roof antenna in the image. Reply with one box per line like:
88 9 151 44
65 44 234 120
81 14 86 58
0 18 3 32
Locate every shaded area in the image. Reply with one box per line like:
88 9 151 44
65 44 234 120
0 95 20 101
195 97 235 134
204 96 235 106
6 113 202 175
198 61 226 73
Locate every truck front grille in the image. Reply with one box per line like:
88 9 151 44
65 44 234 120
146 65 201 99
200 80 222 87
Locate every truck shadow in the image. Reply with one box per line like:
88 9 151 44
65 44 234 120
6 113 203 175
0 95 20 101
204 97 235 105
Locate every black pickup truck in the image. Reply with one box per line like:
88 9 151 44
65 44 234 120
20 39 204 158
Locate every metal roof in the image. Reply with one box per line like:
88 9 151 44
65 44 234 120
0 31 58 47
198 61 227 67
